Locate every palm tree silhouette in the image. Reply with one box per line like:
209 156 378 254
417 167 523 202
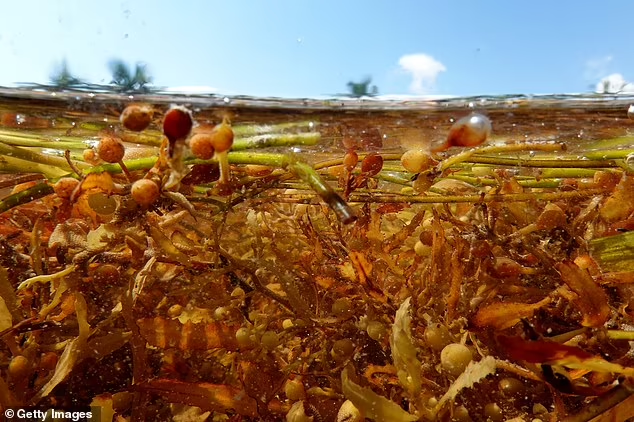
50 59 83 89
108 60 153 93
346 77 378 97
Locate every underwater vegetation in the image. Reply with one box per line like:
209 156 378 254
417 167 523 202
0 94 633 421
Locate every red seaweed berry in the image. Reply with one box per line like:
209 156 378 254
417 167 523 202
163 106 193 142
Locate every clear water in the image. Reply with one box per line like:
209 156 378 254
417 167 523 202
1 87 634 421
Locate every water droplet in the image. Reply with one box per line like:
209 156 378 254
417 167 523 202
15 114 25 125
468 102 475 108
223 97 230 104
308 122 314 129
128 95 134 100
628 104 634 120
529 151 535 157
449 118 455 123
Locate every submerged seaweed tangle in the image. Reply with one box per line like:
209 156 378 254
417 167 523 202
0 91 634 421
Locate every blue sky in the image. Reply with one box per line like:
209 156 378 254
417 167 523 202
1 1 633 97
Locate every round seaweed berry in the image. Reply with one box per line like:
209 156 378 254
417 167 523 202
163 106 193 141
131 178 160 206
120 103 154 132
189 133 215 160
97 136 125 163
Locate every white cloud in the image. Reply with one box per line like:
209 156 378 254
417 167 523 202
398 53 446 94
595 73 634 94
584 55 613 80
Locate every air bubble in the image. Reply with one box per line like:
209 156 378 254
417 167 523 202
308 122 314 129
223 97 231 104
529 151 536 157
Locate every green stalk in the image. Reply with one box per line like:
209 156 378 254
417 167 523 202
606 330 634 341
348 188 603 204
226 151 291 167
378 171 413 185
0 155 69 180
582 149 634 160
448 174 564 188
118 131 163 147
0 134 89 150
379 164 406 172
538 168 598 178
0 142 90 172
232 121 317 136
439 142 565 170
232 132 320 151
288 161 356 224
446 174 497 187
0 183 54 215
465 156 617 168
85 151 296 176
